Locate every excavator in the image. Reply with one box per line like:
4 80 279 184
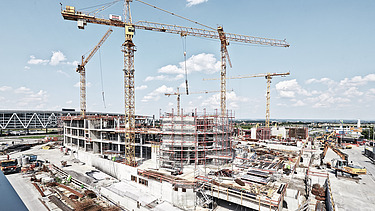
320 141 366 177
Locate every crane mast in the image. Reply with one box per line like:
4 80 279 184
122 0 137 166
77 28 113 117
61 2 289 166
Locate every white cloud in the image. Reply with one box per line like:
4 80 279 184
158 53 220 75
201 91 248 110
292 100 305 107
27 51 76 67
57 70 70 77
27 55 49 65
15 88 48 109
306 77 335 85
49 51 67 66
14 87 32 94
344 87 363 96
145 75 166 81
67 60 79 66
368 88 375 95
159 65 181 74
66 100 73 104
0 86 12 92
186 0 208 7
142 85 174 102
309 93 350 108
339 73 375 87
145 74 184 82
74 82 92 88
275 79 311 98
135 85 148 90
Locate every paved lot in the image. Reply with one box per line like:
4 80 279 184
329 146 375 211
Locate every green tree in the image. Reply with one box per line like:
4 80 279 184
361 127 374 140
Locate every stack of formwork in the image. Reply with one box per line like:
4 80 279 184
160 110 234 172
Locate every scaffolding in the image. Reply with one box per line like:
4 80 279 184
159 109 234 173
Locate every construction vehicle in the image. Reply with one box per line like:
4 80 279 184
0 159 19 174
320 141 366 177
331 159 367 177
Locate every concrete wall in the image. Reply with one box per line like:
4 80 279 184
74 150 195 210
251 128 257 139
100 187 149 211
271 127 287 138
75 150 137 181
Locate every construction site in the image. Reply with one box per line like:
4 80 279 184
1 1 375 211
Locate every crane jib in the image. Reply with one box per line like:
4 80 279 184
61 11 289 47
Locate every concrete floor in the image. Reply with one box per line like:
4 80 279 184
6 173 50 211
329 146 375 211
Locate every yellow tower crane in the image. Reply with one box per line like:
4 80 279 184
61 1 289 166
204 72 290 128
76 28 113 118
165 88 222 116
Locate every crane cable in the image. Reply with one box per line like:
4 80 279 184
134 0 215 30
98 49 107 109
79 0 121 15
182 36 189 95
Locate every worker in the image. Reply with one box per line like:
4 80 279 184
7 154 9 160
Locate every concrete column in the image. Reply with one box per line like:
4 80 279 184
140 135 143 158
63 127 66 146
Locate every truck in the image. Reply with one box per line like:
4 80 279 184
0 159 19 174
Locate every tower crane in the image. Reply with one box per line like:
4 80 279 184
165 88 222 116
76 28 113 117
61 1 289 166
204 72 290 128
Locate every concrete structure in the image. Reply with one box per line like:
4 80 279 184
63 115 160 161
60 112 319 211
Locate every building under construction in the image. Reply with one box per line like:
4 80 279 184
159 110 234 173
62 114 160 160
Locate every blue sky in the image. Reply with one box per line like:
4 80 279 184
0 0 374 120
